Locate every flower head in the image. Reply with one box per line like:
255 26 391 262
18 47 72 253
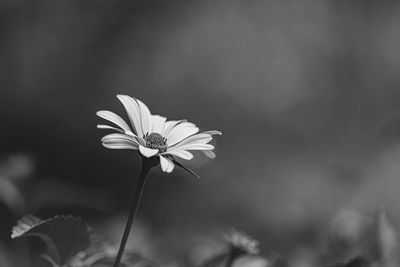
224 229 260 255
97 95 221 175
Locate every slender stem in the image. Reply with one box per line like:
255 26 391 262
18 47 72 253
113 158 153 267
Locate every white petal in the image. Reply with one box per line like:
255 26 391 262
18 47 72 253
168 161 175 172
139 145 159 158
124 130 138 138
136 99 152 136
174 143 214 151
201 130 222 136
163 150 193 160
117 95 143 137
101 133 140 146
160 155 175 173
102 142 138 150
161 120 186 136
150 115 167 134
97 125 139 139
202 150 216 159
171 133 212 149
97 124 125 133
101 134 140 151
166 122 199 146
97 110 131 132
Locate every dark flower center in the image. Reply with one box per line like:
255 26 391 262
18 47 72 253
144 132 167 153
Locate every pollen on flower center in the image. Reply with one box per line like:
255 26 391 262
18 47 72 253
143 132 167 153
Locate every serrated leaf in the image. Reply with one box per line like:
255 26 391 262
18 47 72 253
11 215 91 266
11 215 42 239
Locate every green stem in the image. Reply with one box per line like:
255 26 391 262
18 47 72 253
113 158 153 267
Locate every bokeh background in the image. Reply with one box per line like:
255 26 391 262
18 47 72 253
2 0 400 266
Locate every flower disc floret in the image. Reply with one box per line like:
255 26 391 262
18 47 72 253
144 133 167 153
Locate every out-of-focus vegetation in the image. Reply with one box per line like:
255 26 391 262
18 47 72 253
2 0 400 266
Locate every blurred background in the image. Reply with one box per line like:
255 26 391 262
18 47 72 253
2 0 400 266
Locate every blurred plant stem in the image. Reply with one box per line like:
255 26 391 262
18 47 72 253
113 157 154 267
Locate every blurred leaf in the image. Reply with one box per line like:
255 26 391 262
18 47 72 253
201 229 268 267
375 210 400 267
201 252 269 267
328 257 371 267
66 238 158 267
0 154 34 214
329 210 400 267
0 175 26 213
232 255 269 267
330 210 370 253
0 154 34 181
201 252 228 267
89 258 155 267
11 215 91 266
88 251 158 267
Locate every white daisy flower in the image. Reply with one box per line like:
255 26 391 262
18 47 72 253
97 95 221 176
